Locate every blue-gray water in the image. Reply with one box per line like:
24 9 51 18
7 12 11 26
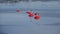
0 10 60 34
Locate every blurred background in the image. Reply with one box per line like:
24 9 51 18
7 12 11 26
0 0 60 34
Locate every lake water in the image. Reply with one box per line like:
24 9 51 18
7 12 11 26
0 10 60 34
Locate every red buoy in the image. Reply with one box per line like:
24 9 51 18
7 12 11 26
26 11 34 17
16 10 20 13
34 15 40 20
26 11 32 15
28 14 34 17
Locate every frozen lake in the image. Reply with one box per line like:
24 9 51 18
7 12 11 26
0 11 60 34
